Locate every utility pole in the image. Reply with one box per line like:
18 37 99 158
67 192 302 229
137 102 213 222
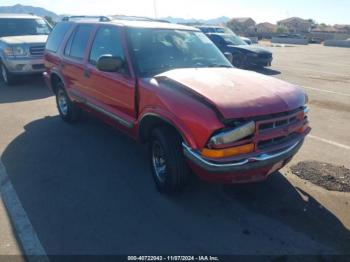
153 0 158 19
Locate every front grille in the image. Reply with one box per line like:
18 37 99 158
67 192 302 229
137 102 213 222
221 108 306 152
259 53 272 59
254 109 306 150
258 132 300 150
32 64 45 70
30 45 45 56
259 115 298 132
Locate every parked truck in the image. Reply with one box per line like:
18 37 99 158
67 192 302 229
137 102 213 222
0 14 51 85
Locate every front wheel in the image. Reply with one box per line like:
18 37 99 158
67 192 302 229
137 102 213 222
149 126 189 194
1 63 15 85
233 55 245 69
55 83 80 123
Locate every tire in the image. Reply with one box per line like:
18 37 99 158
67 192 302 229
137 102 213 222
233 55 245 69
55 82 80 123
149 126 189 194
1 63 15 85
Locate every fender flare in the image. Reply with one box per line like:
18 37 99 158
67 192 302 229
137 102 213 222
138 111 197 148
48 68 68 94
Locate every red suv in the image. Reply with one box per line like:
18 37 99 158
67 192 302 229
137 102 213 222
44 16 310 193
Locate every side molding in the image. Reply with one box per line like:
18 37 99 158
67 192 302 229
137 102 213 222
70 92 134 129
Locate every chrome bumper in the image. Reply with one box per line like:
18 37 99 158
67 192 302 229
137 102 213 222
183 140 304 173
3 57 45 74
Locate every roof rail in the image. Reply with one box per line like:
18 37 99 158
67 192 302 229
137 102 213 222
62 16 111 22
110 15 169 23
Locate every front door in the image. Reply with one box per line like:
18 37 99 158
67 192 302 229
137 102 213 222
83 25 136 127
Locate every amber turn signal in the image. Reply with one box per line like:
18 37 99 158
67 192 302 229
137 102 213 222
298 125 309 133
202 143 255 159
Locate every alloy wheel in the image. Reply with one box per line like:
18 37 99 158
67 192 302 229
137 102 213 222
57 89 68 116
1 64 8 84
152 141 167 183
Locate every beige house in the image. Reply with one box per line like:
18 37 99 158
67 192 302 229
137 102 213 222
311 25 350 41
334 24 350 34
231 17 256 27
227 17 256 34
255 22 277 33
277 17 312 34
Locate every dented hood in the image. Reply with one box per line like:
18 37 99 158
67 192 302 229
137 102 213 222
156 68 306 119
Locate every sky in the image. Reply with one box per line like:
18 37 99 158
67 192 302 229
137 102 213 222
1 0 350 25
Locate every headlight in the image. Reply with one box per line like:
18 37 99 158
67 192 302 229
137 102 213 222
209 121 256 146
13 46 28 56
303 106 310 120
303 94 309 117
3 47 14 57
247 52 258 58
304 93 309 104
3 46 28 57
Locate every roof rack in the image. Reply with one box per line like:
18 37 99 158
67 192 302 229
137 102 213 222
110 15 169 23
62 16 111 22
61 15 170 23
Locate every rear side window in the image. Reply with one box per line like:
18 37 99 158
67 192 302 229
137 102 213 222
89 26 124 65
64 25 93 60
46 22 71 53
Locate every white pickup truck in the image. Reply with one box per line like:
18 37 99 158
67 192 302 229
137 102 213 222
0 14 51 85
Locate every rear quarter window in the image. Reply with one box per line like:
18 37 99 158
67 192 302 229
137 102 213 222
46 22 72 53
64 25 93 60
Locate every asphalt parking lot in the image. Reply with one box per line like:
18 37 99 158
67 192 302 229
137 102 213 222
0 44 349 257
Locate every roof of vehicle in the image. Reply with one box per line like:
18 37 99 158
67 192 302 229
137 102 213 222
206 33 232 37
62 18 199 31
0 13 41 19
196 25 225 29
111 19 199 30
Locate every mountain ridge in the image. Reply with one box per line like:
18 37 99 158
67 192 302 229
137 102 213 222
160 16 230 25
0 4 60 21
0 4 229 24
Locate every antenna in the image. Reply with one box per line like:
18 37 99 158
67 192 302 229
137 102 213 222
153 0 158 19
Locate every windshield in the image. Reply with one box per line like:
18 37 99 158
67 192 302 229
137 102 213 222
200 27 236 35
127 28 232 77
221 35 247 46
0 18 51 37
215 27 236 35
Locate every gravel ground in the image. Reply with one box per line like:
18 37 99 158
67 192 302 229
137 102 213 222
290 161 350 192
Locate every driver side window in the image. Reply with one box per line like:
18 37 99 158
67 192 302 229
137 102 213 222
211 35 225 46
89 26 125 66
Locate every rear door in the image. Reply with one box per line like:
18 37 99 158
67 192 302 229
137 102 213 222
83 25 136 127
61 24 94 97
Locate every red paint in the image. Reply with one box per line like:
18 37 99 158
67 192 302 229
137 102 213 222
44 21 310 184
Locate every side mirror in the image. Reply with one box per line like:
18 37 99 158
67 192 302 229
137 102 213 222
97 55 124 72
224 52 233 64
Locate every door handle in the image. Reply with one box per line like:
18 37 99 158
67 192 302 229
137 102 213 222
60 61 65 69
84 69 91 78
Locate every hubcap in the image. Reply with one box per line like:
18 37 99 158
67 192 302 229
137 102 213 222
1 65 8 83
152 141 167 183
57 89 68 116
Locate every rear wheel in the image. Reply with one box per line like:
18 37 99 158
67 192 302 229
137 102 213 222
149 126 189 194
55 82 80 123
233 54 246 69
233 55 245 69
1 63 15 85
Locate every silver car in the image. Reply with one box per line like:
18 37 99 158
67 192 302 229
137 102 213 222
0 14 52 85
